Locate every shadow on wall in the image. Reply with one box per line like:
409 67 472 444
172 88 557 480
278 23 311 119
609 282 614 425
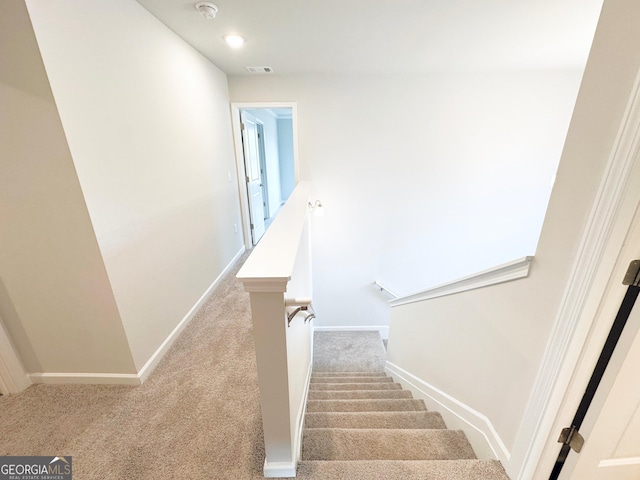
0 274 40 373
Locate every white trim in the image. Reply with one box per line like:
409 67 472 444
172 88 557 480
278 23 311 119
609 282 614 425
0 313 30 394
28 248 245 387
263 460 296 478
514 67 640 479
385 361 510 465
231 102 300 250
237 183 312 293
314 325 390 341
373 281 398 299
599 457 640 468
267 340 310 478
137 247 246 382
29 372 141 385
389 256 533 307
239 277 290 293
292 358 313 467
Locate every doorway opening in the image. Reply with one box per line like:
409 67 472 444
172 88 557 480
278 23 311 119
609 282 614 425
232 103 299 247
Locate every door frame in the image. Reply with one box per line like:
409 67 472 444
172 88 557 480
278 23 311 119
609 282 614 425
256 122 270 220
516 67 640 479
239 110 268 245
231 102 300 249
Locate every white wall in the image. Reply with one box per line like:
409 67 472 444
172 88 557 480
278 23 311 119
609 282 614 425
228 71 583 328
26 0 244 371
386 0 640 476
0 0 136 375
244 109 283 216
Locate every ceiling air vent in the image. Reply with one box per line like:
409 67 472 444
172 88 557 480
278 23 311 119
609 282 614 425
245 66 273 74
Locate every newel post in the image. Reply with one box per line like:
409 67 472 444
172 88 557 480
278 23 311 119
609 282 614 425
241 278 295 475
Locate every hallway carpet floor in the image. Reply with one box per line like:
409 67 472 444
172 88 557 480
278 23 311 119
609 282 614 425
0 253 266 479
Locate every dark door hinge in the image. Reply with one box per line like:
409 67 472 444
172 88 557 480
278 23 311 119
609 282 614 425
557 425 584 453
623 259 640 286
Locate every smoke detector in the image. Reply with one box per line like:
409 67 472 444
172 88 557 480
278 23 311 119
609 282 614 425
195 2 218 19
246 66 274 74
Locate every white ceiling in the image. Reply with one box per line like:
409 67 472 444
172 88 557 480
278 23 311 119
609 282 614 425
136 0 604 76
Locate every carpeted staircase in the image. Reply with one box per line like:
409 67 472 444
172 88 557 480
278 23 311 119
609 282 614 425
297 371 510 480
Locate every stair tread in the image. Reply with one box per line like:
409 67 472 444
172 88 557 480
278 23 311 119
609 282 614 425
296 460 510 480
311 376 393 383
302 428 476 461
309 390 412 400
305 411 447 429
307 398 427 412
310 382 402 391
312 372 387 377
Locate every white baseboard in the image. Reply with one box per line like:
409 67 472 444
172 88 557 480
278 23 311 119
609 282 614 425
137 247 246 383
314 325 389 340
263 460 296 478
292 359 313 466
29 248 246 386
29 372 141 385
385 361 510 465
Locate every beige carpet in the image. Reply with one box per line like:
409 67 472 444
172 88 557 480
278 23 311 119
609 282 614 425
313 331 386 372
300 372 511 479
0 254 268 479
0 256 510 479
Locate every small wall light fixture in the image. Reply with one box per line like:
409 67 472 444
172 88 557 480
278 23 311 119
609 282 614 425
309 200 325 217
195 2 218 19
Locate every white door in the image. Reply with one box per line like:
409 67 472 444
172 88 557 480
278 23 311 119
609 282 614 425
569 304 640 480
566 205 640 480
241 112 266 244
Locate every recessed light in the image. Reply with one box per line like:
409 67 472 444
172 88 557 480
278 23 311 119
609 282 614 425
223 35 245 49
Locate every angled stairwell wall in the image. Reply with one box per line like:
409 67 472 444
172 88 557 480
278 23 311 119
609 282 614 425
0 0 137 380
386 2 640 478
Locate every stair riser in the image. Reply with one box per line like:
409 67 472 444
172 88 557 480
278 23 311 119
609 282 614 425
308 390 412 400
296 460 511 479
310 383 402 391
305 411 447 429
307 399 427 413
311 377 392 384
